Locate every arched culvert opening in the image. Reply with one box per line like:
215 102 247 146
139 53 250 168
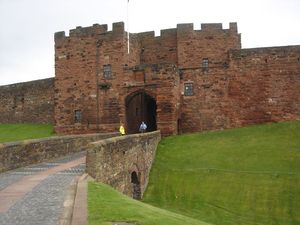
131 171 141 200
125 91 157 134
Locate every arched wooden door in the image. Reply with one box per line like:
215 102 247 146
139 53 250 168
125 92 157 134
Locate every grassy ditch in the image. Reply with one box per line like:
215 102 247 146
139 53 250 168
0 124 54 143
88 182 210 225
143 121 300 225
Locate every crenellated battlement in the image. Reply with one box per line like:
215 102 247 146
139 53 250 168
177 22 238 34
136 31 155 39
134 22 239 47
55 21 241 68
135 22 239 46
177 23 194 33
201 23 223 30
69 24 108 37
55 21 239 43
54 22 125 41
160 28 177 38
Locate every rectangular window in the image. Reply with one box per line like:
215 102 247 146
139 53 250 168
74 110 82 123
202 58 209 70
103 64 111 79
184 83 193 96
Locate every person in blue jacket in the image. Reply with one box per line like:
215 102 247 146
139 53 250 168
139 121 147 133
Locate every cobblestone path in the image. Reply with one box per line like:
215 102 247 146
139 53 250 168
0 152 86 225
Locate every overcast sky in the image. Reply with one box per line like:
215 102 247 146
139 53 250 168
0 0 300 85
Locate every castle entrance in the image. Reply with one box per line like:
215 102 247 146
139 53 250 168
125 92 157 134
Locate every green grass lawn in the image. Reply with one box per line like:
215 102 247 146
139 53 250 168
143 121 300 225
88 182 210 225
0 124 54 143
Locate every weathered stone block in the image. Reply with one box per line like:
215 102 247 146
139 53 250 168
86 131 161 199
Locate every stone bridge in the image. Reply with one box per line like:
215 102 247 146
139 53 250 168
86 131 161 199
0 131 161 224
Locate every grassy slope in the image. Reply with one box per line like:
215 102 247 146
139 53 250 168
0 124 54 143
143 121 300 225
88 182 210 225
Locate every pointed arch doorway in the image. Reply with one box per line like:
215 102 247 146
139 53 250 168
125 92 157 134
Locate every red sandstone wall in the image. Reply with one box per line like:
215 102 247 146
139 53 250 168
179 67 231 132
55 23 127 134
179 46 300 133
227 46 300 126
138 29 178 64
178 23 241 132
177 23 241 68
54 21 300 136
127 33 141 66
0 78 54 124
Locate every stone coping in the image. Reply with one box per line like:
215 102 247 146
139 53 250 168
89 131 161 147
0 132 119 148
0 132 120 173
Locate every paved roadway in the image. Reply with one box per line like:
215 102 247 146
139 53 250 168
0 152 86 225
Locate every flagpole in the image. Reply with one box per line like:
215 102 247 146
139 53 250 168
127 0 130 54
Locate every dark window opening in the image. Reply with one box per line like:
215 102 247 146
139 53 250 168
12 96 17 109
202 58 209 69
74 110 82 123
179 69 183 79
103 64 111 79
184 83 193 96
131 171 139 184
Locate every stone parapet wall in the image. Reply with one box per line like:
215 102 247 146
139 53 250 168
0 78 54 124
0 132 119 173
227 46 300 127
86 131 161 198
179 45 300 132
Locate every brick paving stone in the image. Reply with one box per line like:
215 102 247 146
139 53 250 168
0 152 86 225
0 174 26 190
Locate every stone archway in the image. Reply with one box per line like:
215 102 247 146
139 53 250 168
131 171 141 199
125 92 157 134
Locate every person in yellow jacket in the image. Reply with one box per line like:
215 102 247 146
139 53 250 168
119 124 125 135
